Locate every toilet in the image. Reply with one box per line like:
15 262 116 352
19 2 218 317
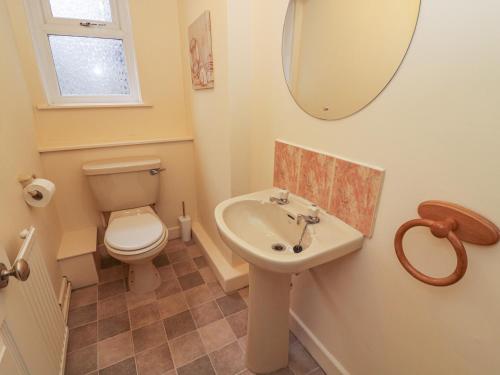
82 156 168 293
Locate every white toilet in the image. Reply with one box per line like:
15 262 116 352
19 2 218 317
82 156 168 293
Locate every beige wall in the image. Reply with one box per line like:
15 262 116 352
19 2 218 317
6 1 199 245
7 0 191 150
247 0 500 373
40 141 198 238
178 0 248 265
0 0 62 292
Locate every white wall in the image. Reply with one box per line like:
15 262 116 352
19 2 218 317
0 0 62 292
247 0 500 374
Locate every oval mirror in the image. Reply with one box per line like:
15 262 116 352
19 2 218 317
282 0 420 120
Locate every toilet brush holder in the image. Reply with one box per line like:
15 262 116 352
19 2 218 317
178 215 192 242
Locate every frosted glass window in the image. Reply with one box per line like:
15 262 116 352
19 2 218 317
49 0 112 22
48 35 130 96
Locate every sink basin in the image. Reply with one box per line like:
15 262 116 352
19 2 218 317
215 189 364 373
215 189 364 273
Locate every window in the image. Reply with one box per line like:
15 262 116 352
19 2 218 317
25 0 141 105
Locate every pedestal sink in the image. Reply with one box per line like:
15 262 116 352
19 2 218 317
215 189 364 373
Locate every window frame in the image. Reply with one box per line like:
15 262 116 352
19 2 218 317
24 0 142 105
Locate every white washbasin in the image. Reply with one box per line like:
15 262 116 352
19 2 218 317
215 188 364 273
215 189 364 372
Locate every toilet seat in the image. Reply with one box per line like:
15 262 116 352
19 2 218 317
106 212 164 251
104 207 167 257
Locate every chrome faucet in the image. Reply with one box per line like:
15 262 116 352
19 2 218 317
269 189 289 205
296 205 320 225
296 214 320 225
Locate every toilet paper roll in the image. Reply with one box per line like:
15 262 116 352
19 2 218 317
23 178 56 207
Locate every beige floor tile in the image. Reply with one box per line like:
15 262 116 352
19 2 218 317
158 265 176 281
193 256 208 269
125 290 156 310
156 278 182 299
69 285 97 310
177 355 215 375
97 331 133 369
199 267 217 283
165 239 186 253
65 344 97 375
191 301 223 328
98 294 127 320
198 319 235 353
98 312 130 341
178 271 204 291
207 281 226 298
238 287 249 304
164 310 196 340
209 341 245 375
135 343 174 375
158 292 189 319
238 336 248 353
153 253 170 267
68 303 97 329
98 265 125 284
99 357 136 375
184 284 212 307
187 244 203 258
129 301 160 329
173 259 198 277
132 321 167 354
226 309 248 338
288 338 320 375
98 280 126 301
170 331 206 367
216 294 247 317
68 322 97 353
308 368 326 375
167 249 191 264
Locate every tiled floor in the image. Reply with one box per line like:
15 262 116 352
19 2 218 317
65 239 325 375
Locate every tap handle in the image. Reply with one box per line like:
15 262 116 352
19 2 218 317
308 205 320 218
279 189 289 201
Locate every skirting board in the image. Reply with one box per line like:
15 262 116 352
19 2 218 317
289 309 349 375
192 221 248 293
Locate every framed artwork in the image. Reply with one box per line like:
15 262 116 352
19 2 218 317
188 11 214 90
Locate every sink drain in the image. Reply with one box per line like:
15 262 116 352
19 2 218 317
271 243 286 251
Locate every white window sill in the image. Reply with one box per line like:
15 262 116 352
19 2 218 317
36 103 153 110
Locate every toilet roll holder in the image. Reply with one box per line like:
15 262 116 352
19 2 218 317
18 174 44 201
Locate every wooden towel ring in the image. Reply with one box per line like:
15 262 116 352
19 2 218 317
395 201 499 286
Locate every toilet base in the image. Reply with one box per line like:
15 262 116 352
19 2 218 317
128 261 161 293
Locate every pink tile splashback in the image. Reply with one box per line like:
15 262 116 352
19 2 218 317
297 149 335 210
273 141 302 194
273 141 384 237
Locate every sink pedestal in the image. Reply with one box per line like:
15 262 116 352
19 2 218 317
246 264 291 373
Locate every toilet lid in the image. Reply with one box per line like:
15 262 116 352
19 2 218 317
105 213 164 251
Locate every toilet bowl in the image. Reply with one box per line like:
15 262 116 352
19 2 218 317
104 206 168 293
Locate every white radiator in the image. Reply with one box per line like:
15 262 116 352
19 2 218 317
15 227 67 374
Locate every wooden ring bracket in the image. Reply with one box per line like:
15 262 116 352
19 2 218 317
395 201 499 286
